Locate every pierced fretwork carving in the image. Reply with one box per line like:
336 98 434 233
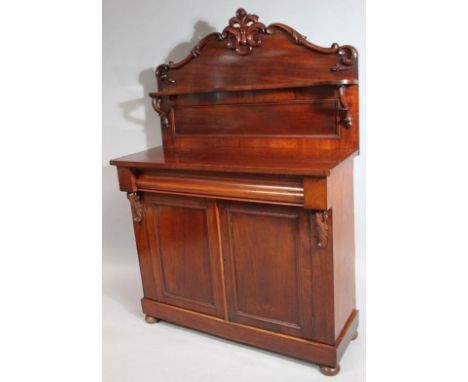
338 86 352 129
222 8 266 56
151 96 170 128
127 192 144 223
314 211 329 248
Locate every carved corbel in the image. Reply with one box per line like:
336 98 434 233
337 86 352 129
127 192 144 223
151 96 170 129
314 211 329 248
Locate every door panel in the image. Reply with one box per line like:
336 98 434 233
145 194 224 317
219 201 314 339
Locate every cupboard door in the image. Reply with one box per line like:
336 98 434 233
145 194 225 318
218 201 314 339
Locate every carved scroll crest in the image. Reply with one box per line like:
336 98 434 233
330 45 358 72
127 192 144 223
222 8 266 56
152 8 357 92
155 64 176 85
314 211 329 248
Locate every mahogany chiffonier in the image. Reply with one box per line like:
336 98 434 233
110 8 359 377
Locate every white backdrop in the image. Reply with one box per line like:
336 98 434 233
103 1 365 381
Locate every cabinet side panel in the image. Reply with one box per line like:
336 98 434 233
328 160 356 338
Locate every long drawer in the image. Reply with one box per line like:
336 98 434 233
136 171 304 207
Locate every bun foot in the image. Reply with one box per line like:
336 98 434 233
319 365 340 376
144 315 159 324
352 330 359 341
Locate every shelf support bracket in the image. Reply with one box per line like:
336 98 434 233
338 86 353 129
151 96 170 129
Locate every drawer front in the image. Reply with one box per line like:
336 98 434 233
218 200 315 339
144 194 225 317
136 171 304 207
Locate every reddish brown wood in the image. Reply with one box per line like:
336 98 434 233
222 8 266 56
117 167 137 192
129 192 158 300
335 309 359 362
327 160 357 338
110 146 358 177
141 298 358 369
110 8 359 376
338 85 353 128
218 201 314 339
127 192 144 223
174 99 340 137
314 210 330 248
309 207 335 345
303 177 327 209
148 7 359 152
144 315 159 324
136 171 305 206
151 97 169 129
150 85 358 152
154 8 357 95
144 194 225 317
320 365 341 377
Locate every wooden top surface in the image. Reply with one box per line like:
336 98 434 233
110 146 357 176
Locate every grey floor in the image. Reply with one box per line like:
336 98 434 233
103 252 365 382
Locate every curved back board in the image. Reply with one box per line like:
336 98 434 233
150 8 359 154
